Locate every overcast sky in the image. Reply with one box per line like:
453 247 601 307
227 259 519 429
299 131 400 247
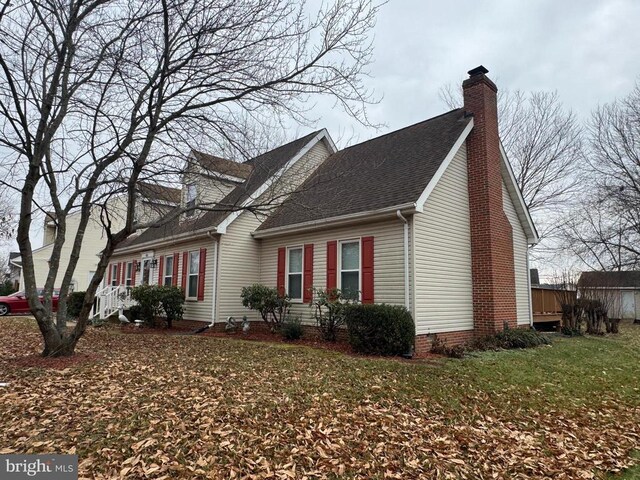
313 0 640 144
6 0 640 259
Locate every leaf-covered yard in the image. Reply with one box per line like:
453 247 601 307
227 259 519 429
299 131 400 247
1 318 639 479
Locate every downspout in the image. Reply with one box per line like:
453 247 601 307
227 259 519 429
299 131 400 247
396 210 410 311
526 246 533 327
207 231 218 327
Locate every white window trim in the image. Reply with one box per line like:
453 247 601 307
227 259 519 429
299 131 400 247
125 262 133 287
286 245 304 302
338 238 361 300
164 255 174 287
110 264 118 287
187 250 200 300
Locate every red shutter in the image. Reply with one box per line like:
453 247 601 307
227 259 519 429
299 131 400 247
277 247 286 296
197 248 207 301
107 264 112 285
172 253 179 286
327 241 337 291
121 262 126 285
158 256 164 285
182 252 188 291
115 263 121 286
303 244 314 303
131 261 136 286
361 236 374 304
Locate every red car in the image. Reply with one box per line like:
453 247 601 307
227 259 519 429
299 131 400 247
0 289 60 316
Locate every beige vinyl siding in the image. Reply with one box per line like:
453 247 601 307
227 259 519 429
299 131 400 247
111 237 217 322
260 219 406 324
216 212 262 322
25 203 126 292
214 140 333 323
502 180 531 325
413 143 474 335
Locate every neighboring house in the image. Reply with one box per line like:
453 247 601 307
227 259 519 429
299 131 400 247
22 183 180 292
109 66 538 354
578 271 640 321
6 252 21 290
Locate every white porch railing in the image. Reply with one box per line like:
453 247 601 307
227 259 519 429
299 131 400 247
92 285 135 320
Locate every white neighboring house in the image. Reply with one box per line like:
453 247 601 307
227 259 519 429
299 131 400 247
20 183 180 293
108 66 539 355
578 271 640 321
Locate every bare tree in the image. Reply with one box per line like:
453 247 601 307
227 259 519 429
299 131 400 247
550 270 581 334
561 81 640 270
440 86 582 216
0 0 381 356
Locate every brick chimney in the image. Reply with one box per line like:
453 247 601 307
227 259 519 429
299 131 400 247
463 66 517 335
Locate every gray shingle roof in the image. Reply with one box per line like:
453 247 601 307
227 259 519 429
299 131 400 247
257 109 471 231
137 182 181 204
191 150 253 179
578 271 640 289
117 131 321 250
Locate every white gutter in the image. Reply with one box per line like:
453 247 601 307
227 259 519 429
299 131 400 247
396 210 410 311
115 228 211 255
253 202 417 239
208 232 219 326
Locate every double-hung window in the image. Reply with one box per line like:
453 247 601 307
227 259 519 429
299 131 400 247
286 246 303 301
125 262 133 288
110 264 118 286
339 240 360 300
187 250 200 298
164 255 174 286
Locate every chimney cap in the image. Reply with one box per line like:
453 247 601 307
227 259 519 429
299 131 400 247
468 65 489 77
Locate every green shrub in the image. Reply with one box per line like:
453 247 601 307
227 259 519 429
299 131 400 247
66 291 87 318
473 326 550 351
312 287 356 342
0 280 17 296
159 286 185 328
345 304 415 356
281 316 304 340
130 285 184 328
431 336 466 359
241 284 290 332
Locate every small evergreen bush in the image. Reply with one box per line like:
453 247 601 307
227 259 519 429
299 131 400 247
473 326 550 351
345 304 415 356
130 285 184 327
281 316 304 340
66 291 86 318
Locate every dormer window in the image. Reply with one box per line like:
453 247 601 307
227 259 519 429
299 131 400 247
185 183 196 217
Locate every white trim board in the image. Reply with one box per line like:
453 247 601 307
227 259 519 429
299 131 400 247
216 129 337 234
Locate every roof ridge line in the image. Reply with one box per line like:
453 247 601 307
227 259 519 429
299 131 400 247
336 108 465 154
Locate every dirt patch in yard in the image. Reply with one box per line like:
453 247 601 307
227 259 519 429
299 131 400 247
5 352 100 370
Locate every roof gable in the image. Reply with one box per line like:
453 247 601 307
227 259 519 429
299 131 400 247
116 131 327 251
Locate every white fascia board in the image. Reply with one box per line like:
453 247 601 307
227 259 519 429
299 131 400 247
498 142 539 245
252 202 417 239
114 229 212 255
216 130 332 235
414 119 474 213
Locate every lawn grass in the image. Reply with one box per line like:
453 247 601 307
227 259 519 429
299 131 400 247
0 317 638 479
